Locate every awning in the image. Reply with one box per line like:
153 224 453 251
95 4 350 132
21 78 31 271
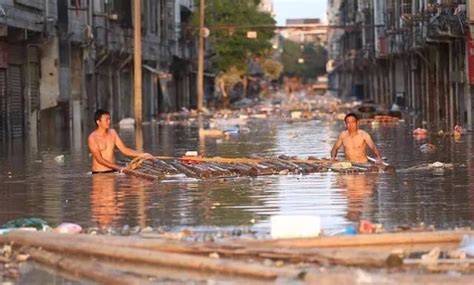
190 70 216 78
143 64 172 79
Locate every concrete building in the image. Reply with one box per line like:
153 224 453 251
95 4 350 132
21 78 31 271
280 18 328 45
0 0 196 144
327 0 471 130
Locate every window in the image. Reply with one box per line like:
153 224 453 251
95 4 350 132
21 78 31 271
150 0 158 34
70 0 82 7
402 0 412 14
112 0 132 28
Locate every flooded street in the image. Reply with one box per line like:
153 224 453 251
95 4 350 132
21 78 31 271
0 118 473 234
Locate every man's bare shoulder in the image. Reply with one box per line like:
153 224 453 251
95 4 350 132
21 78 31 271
339 130 349 138
357 129 372 138
108 128 119 139
88 130 98 142
358 129 369 136
358 130 375 142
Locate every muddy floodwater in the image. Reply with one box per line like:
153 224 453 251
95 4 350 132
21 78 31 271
0 118 473 235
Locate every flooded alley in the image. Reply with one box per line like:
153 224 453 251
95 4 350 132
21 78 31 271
1 118 472 235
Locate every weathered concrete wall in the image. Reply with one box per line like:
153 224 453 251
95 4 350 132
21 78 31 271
0 0 196 140
39 38 59 110
328 0 470 129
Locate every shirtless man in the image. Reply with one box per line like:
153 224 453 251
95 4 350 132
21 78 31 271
330 113 382 164
88 109 151 174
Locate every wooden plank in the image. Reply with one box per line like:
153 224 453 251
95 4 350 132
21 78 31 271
0 231 303 280
0 231 400 267
123 168 158 180
29 248 147 285
236 230 474 249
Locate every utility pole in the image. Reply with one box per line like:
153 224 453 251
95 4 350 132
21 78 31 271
133 0 142 126
197 0 205 112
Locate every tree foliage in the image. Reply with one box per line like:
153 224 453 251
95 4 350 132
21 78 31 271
257 58 283 80
193 0 276 73
281 39 327 81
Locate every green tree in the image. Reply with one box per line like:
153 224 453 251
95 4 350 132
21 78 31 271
193 0 276 73
281 39 327 81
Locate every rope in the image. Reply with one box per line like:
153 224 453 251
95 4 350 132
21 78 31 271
127 156 145 170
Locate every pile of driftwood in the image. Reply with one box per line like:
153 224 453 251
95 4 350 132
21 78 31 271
0 230 473 284
121 155 395 181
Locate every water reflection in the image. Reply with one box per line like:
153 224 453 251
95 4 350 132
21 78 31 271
91 174 121 227
335 174 377 222
135 125 143 152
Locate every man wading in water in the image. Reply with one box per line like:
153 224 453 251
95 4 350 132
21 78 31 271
330 113 382 164
88 109 152 174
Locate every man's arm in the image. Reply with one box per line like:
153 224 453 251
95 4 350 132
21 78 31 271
330 134 343 160
88 135 122 171
112 129 152 158
363 131 382 162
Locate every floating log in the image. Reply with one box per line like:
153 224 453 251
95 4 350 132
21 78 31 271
29 248 146 285
247 164 274 176
209 163 241 176
254 161 283 173
367 156 396 173
276 156 303 171
123 155 396 180
180 156 261 164
218 163 255 176
142 159 175 174
0 231 400 268
206 163 236 177
122 169 158 181
168 161 200 178
184 164 212 179
0 231 304 280
235 230 474 249
131 163 167 178
299 162 327 173
268 159 300 172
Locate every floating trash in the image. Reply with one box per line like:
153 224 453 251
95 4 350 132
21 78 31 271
459 235 474 257
270 215 321 239
1 218 50 231
54 154 65 164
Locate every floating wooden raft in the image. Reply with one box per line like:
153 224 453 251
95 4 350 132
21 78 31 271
121 155 394 181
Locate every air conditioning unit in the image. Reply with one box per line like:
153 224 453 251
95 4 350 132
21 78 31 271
108 13 118 21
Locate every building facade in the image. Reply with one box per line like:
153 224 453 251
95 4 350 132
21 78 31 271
327 0 471 130
0 0 196 143
281 18 328 45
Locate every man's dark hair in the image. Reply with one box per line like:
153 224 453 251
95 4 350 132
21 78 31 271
94 109 110 126
344 113 358 123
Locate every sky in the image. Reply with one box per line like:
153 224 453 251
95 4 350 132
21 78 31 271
273 0 327 26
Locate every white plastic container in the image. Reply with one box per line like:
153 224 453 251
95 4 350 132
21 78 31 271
185 151 198 157
270 215 321 239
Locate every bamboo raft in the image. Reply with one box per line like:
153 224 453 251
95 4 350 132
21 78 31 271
121 155 396 181
0 230 473 284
